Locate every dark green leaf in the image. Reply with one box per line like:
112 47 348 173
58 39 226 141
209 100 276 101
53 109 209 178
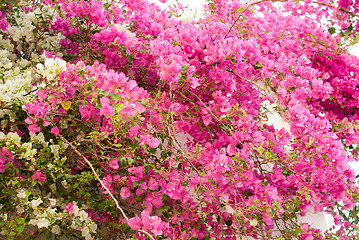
328 27 336 35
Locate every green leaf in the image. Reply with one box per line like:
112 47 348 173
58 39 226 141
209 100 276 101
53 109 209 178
140 48 145 53
50 217 56 225
126 54 133 63
225 219 233 226
194 222 200 230
111 94 122 101
16 225 24 234
131 142 139 152
328 27 336 35
257 146 265 156
240 108 247 117
348 24 353 32
149 147 157 154
273 202 281 210
305 194 310 201
161 151 168 160
181 64 187 75
254 61 263 69
17 218 25 225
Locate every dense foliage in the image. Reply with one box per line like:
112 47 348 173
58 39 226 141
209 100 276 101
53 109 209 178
1 0 359 239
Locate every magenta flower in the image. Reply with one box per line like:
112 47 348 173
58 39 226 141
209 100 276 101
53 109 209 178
32 170 46 182
36 89 48 101
109 158 119 169
51 127 60 136
148 137 160 148
0 163 7 173
100 97 114 116
141 211 166 235
79 104 91 121
65 203 74 213
0 15 8 31
202 114 212 126
128 125 140 138
127 214 142 230
0 148 14 173
151 195 163 208
28 124 41 136
42 120 51 127
120 187 131 199
25 116 36 124
148 179 158 191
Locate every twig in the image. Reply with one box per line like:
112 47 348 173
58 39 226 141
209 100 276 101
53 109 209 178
226 69 277 103
186 89 243 145
313 1 358 18
61 135 156 240
224 0 358 39
224 0 273 38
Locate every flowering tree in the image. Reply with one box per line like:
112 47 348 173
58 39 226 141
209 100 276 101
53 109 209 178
1 0 359 239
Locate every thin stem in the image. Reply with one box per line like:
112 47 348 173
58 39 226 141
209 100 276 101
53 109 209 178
61 136 156 240
224 0 277 38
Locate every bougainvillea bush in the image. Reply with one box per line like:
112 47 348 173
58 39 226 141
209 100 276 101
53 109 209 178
1 0 359 239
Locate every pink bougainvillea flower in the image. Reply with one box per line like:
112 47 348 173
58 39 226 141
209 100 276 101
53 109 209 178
171 102 181 112
202 114 212 126
127 214 142 230
51 127 60 136
36 89 48 101
148 137 160 148
344 221 351 228
226 143 236 156
43 120 51 127
139 135 160 148
28 124 41 136
125 80 137 91
120 186 131 199
128 166 144 178
262 212 273 227
128 125 140 138
32 170 46 182
0 148 14 173
141 210 166 235
0 162 8 173
0 14 8 31
65 203 74 213
151 195 163 208
334 215 343 225
109 158 119 169
79 104 91 121
14 129 24 137
148 178 158 191
100 97 114 116
25 116 36 125
252 131 265 142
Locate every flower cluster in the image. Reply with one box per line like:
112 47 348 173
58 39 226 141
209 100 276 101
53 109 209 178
0 0 359 239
